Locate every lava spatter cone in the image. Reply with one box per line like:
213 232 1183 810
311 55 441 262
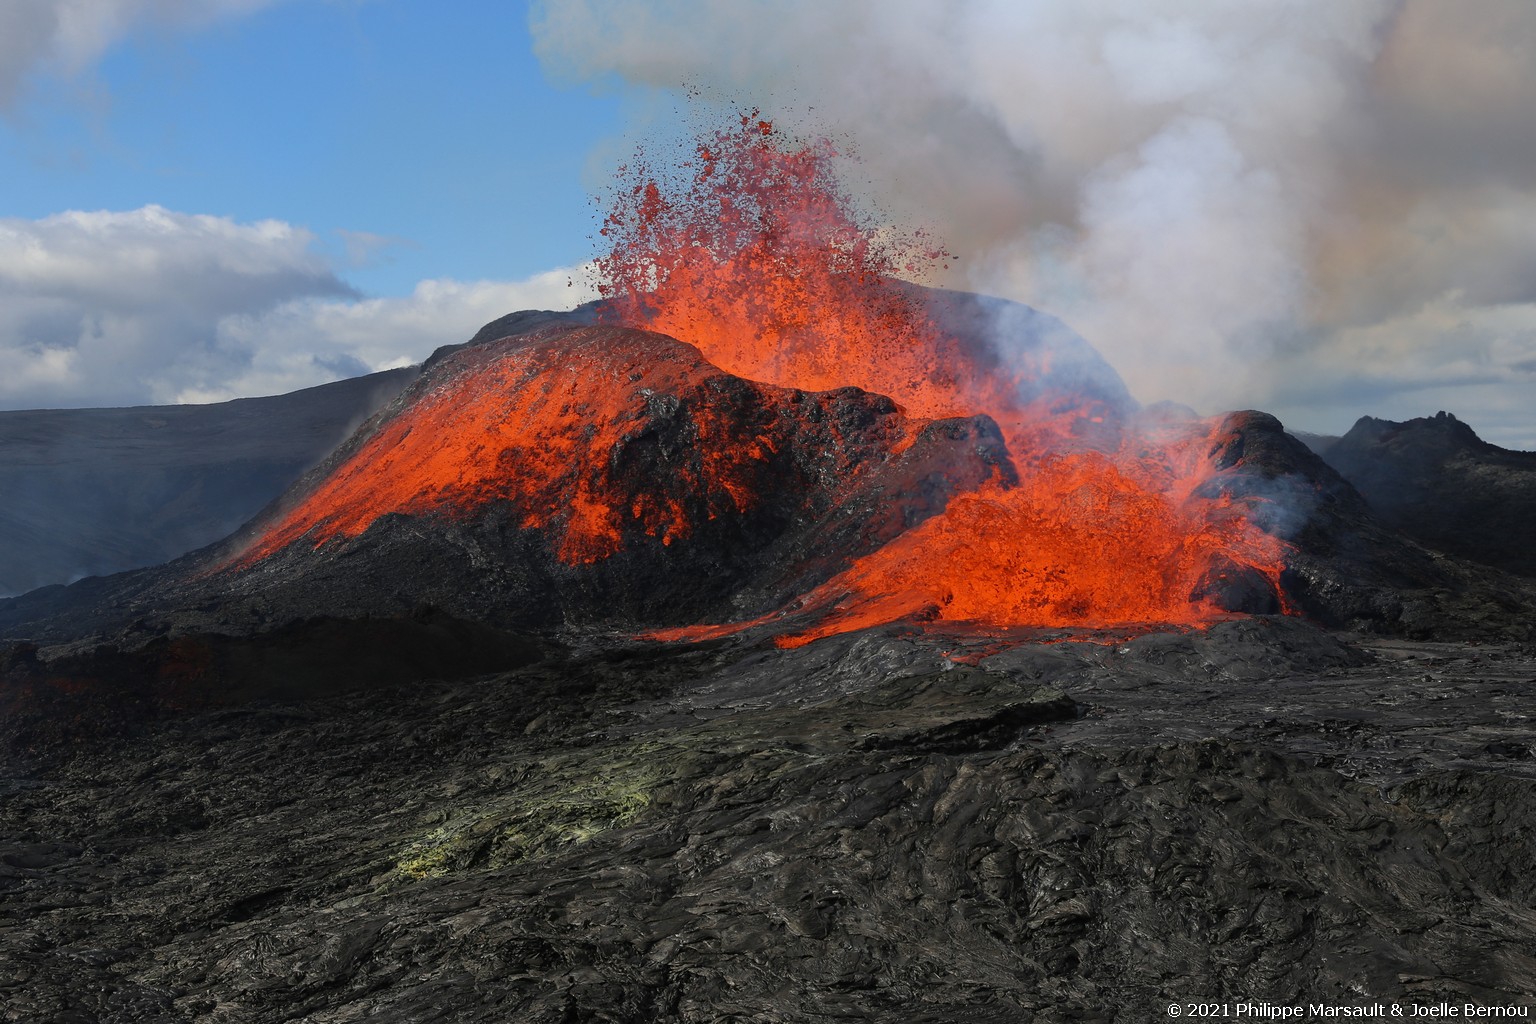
218 311 1289 641
0 108 1307 649
219 320 1020 629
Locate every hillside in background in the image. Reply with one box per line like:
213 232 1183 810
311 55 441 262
1314 412 1536 579
0 369 416 598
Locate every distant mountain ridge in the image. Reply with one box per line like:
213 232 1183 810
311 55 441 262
0 368 416 597
1313 411 1536 578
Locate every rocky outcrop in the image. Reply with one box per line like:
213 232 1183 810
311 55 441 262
1202 411 1536 639
1320 412 1536 578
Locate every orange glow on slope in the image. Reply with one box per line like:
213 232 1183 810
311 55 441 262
650 452 1285 647
599 112 1289 640
235 327 903 568
233 110 1290 643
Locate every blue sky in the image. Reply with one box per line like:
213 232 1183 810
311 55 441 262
0 0 631 410
5 1 616 295
3 0 1536 450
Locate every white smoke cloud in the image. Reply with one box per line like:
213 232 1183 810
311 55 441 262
533 0 1536 448
0 205 595 409
0 205 350 407
188 270 596 404
1263 294 1536 450
0 0 284 106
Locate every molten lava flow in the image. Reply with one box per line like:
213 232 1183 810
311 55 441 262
234 108 1290 643
651 449 1286 648
599 111 1290 641
234 327 871 568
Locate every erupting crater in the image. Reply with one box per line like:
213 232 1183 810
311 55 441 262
228 111 1292 643
600 111 1292 641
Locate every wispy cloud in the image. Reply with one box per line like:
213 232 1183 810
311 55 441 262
0 205 594 409
0 0 286 107
188 269 596 404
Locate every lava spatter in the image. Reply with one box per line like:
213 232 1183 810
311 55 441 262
233 109 1290 641
598 110 1290 639
592 111 1008 422
235 327 812 567
650 445 1287 649
231 326 949 577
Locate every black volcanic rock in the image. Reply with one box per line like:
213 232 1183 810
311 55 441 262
1321 412 1536 577
3 623 1535 1020
0 610 547 754
1195 411 1536 639
0 369 416 597
5 295 1536 1021
6 328 1536 663
221 324 1018 630
0 282 1122 614
0 324 1014 650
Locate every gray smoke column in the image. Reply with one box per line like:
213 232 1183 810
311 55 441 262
533 0 1536 446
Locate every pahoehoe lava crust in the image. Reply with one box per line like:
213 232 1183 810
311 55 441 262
3 624 1534 1021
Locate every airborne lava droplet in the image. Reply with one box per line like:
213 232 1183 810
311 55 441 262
594 111 981 417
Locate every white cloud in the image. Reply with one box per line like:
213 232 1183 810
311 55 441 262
187 270 597 404
533 0 1536 449
1259 296 1536 450
0 205 349 407
0 205 595 409
0 0 285 106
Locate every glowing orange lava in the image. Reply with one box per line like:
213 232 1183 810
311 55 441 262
233 327 883 567
599 112 1290 641
649 453 1285 647
235 109 1290 644
593 113 1013 421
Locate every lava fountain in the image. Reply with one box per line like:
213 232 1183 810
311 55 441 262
598 112 1291 643
230 110 1290 644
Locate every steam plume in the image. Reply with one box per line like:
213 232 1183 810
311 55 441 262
533 0 1536 447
